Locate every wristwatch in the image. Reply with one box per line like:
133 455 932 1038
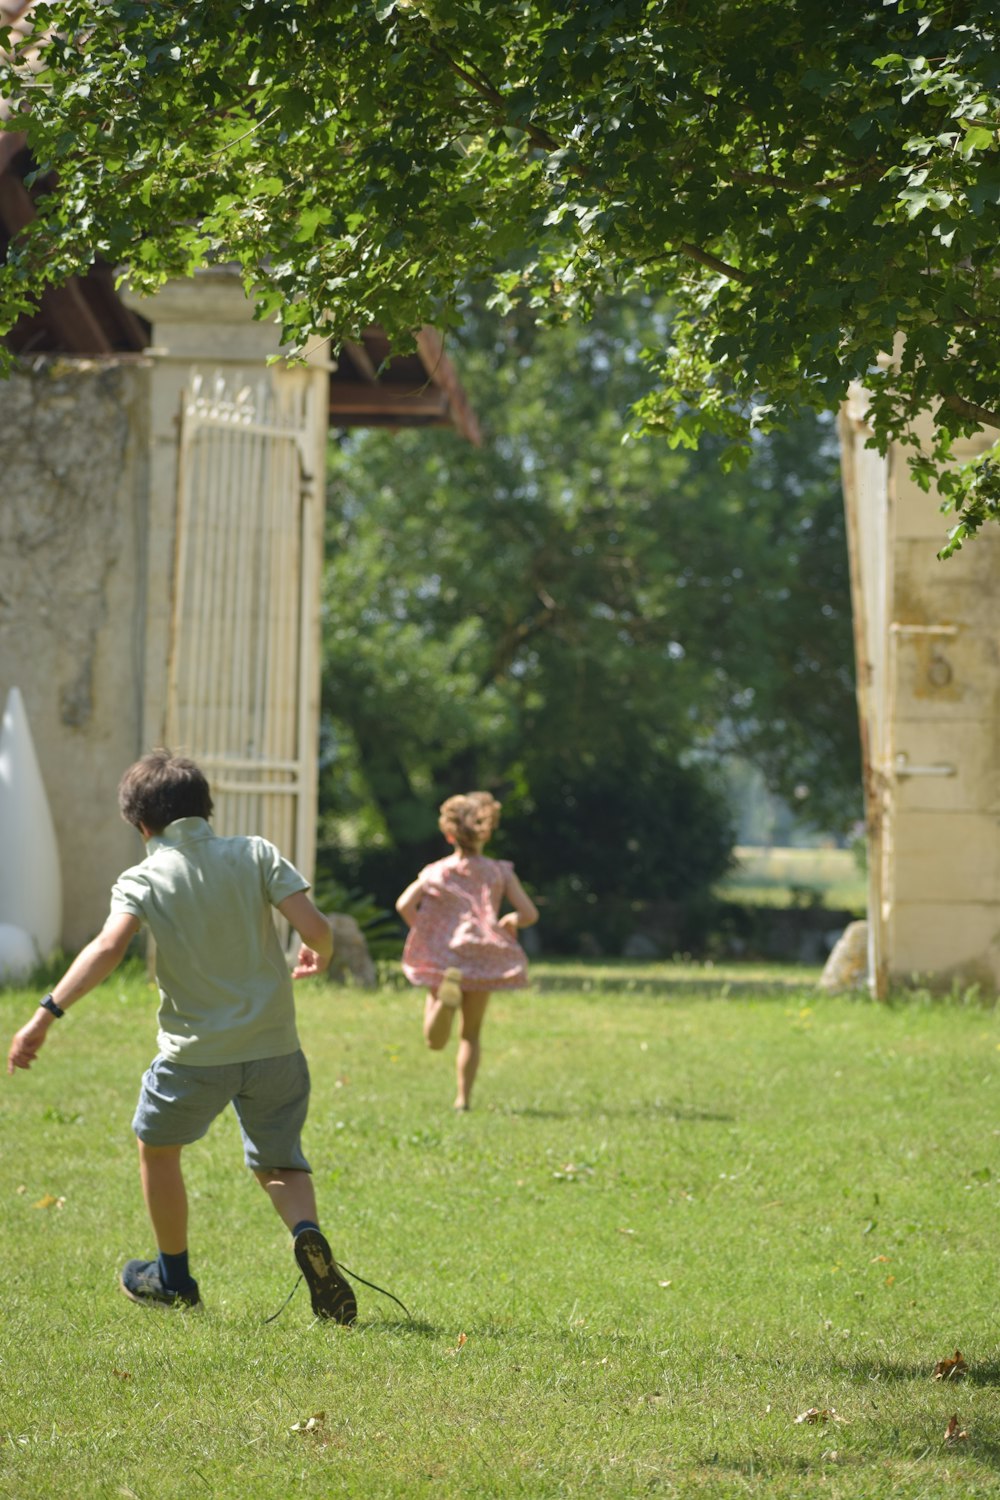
39 994 65 1019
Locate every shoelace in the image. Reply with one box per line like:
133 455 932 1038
263 1263 412 1325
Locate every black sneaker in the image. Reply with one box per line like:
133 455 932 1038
120 1258 202 1309
293 1229 357 1324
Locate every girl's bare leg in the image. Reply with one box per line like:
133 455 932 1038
455 991 490 1110
424 991 457 1050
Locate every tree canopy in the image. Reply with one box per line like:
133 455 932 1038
319 293 858 945
3 1 1000 550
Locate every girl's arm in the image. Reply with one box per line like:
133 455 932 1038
501 870 539 929
395 877 424 929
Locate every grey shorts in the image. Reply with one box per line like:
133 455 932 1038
132 1050 312 1171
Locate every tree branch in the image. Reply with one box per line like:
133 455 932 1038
941 393 1000 432
427 39 563 154
676 242 751 285
729 165 879 192
479 594 558 689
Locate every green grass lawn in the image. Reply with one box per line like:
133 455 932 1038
2 970 1000 1497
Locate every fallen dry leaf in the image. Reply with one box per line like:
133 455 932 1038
111 1370 132 1382
446 1331 468 1356
795 1407 848 1426
31 1194 64 1210
290 1412 327 1435
933 1350 968 1382
944 1414 969 1443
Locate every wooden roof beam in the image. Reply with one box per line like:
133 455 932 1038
328 380 450 419
0 131 27 176
0 172 114 353
343 338 379 383
416 327 482 446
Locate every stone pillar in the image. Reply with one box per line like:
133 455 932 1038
887 420 1000 989
842 402 1000 992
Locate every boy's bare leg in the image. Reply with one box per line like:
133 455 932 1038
455 992 490 1110
137 1142 188 1254
256 1169 357 1323
253 1168 319 1232
424 992 457 1050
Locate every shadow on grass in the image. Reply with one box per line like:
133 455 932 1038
693 1432 1000 1476
495 1101 735 1124
533 976 808 997
359 1317 441 1338
838 1356 1000 1388
689 1452 866 1479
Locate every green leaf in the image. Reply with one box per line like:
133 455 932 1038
958 125 996 157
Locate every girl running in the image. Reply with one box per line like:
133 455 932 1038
396 792 538 1110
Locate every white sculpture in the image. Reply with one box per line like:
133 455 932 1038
0 921 38 982
0 687 62 964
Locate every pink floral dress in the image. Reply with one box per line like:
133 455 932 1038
401 852 529 993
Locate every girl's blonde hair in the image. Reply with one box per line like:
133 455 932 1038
439 791 502 853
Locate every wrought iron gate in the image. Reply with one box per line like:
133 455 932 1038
166 371 321 877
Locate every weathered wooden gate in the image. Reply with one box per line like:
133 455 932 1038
839 389 892 997
166 370 323 878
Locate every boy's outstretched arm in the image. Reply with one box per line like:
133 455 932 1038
278 890 334 979
7 911 140 1075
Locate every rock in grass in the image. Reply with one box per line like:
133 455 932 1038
818 920 869 994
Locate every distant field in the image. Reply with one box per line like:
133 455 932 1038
528 957 822 992
716 845 867 913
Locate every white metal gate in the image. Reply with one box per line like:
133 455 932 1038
166 371 321 876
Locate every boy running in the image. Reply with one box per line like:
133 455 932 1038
7 750 355 1323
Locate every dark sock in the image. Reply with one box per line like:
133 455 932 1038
292 1219 320 1239
158 1249 195 1291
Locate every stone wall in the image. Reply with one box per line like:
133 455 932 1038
0 358 152 948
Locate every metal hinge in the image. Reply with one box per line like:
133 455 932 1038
892 752 956 778
889 623 958 637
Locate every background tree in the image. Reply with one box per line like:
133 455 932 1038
320 295 858 947
3 1 1000 547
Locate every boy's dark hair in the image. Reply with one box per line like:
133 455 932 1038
118 750 214 833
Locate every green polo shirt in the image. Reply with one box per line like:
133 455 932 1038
109 817 309 1066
